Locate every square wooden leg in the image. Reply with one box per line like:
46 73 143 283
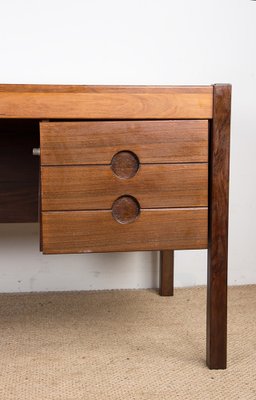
206 84 231 369
159 250 174 296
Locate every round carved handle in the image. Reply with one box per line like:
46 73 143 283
112 195 140 224
111 151 139 179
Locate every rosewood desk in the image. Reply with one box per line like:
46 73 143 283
0 84 231 369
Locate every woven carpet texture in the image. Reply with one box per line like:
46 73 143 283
0 286 255 399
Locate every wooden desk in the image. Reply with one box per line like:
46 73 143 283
0 84 231 369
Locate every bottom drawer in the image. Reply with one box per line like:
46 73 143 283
41 208 208 254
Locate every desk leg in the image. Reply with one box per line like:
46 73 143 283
207 84 231 369
159 250 174 296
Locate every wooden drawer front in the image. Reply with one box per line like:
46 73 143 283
42 208 208 254
41 164 208 211
40 120 208 165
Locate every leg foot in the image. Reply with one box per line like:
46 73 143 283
159 250 174 296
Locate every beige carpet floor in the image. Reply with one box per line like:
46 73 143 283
0 286 255 400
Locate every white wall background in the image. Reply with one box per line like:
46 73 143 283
0 0 255 292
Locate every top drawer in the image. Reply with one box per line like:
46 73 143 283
40 120 208 165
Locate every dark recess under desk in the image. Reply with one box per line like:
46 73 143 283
0 119 39 222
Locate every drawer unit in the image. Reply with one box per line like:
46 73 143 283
40 120 209 254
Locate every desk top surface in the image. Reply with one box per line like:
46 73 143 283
0 84 214 119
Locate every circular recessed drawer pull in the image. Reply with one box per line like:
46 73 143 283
111 151 139 179
112 195 140 224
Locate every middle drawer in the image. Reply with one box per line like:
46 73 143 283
41 163 208 211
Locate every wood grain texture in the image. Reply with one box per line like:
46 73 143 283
159 250 174 296
0 84 214 93
207 84 231 369
0 85 213 119
41 164 208 211
40 120 209 165
42 208 208 254
0 119 39 222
